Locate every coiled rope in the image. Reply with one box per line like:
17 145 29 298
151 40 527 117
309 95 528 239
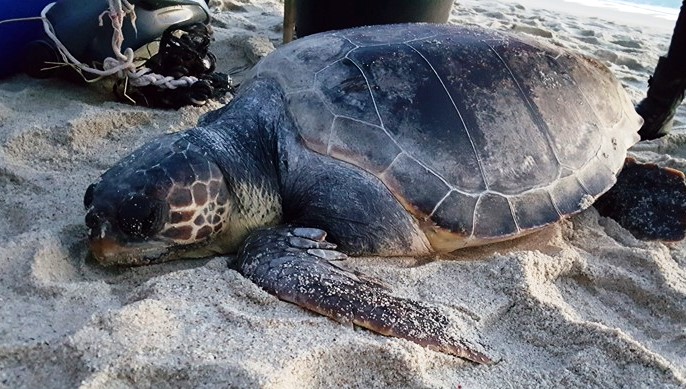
39 0 198 89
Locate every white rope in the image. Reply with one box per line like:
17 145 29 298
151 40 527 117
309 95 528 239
32 0 197 88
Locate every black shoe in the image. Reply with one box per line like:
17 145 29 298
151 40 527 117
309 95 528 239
636 56 686 141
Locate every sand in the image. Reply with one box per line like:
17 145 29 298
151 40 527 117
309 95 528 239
1 0 685 387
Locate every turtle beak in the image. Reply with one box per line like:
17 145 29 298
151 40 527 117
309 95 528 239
89 236 124 263
87 219 130 265
88 234 173 266
86 219 162 266
85 211 130 264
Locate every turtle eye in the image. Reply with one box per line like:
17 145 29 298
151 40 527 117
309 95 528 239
117 194 167 239
84 183 95 209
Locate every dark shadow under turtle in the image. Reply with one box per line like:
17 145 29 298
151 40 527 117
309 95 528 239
83 24 686 364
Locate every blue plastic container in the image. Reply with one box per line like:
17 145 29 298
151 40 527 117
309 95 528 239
0 0 54 77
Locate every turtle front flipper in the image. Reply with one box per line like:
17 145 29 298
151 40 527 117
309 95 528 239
237 226 492 364
594 158 686 241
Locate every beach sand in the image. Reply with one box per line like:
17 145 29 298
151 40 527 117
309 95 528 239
1 0 685 387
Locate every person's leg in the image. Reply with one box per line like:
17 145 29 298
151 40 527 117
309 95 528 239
667 1 686 62
636 1 686 140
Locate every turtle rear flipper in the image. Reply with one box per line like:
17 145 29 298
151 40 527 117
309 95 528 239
237 226 492 364
594 158 686 241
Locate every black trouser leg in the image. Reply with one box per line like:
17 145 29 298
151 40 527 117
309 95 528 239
636 2 686 140
667 1 686 65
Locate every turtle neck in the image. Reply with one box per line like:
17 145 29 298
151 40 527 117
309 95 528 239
184 79 286 251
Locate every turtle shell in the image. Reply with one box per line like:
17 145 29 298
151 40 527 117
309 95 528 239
253 24 641 251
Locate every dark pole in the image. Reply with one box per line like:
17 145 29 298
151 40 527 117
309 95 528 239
283 0 296 43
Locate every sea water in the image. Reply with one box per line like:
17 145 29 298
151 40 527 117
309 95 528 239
563 0 681 20
622 0 680 7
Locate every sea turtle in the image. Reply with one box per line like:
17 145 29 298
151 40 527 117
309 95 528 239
83 24 686 364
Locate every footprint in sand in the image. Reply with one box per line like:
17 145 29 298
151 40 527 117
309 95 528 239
511 24 554 38
3 110 157 171
0 199 32 238
483 11 509 20
578 36 601 45
594 49 620 63
614 55 647 72
612 39 643 49
223 1 249 12
0 168 45 238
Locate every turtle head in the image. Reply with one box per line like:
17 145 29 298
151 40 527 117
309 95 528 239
84 134 234 266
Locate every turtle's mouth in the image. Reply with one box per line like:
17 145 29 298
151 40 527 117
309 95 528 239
88 231 221 266
89 236 172 266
